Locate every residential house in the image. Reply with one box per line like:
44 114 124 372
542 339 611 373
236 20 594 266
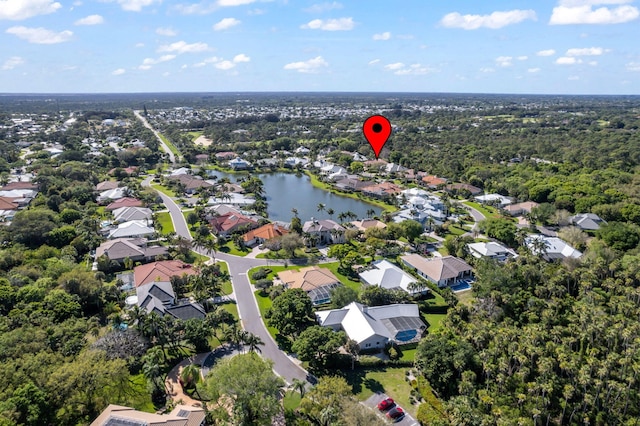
467 241 518 261
133 260 197 287
91 404 205 426
316 302 426 349
361 182 403 199
401 254 473 288
570 213 606 231
242 223 288 247
112 206 153 224
475 193 513 207
445 183 483 196
169 174 213 194
108 220 155 239
0 197 18 222
0 188 37 208
215 151 237 160
525 235 582 261
421 175 448 189
359 259 426 295
302 219 346 244
94 180 119 192
277 266 343 305
105 197 143 211
229 157 251 170
284 157 309 168
169 167 191 177
503 201 539 217
209 212 258 236
385 163 407 174
207 192 255 207
108 166 138 176
137 281 206 321
334 176 375 192
97 187 128 203
350 218 386 232
95 238 167 264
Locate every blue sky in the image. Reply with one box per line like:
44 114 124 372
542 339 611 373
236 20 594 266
0 0 638 94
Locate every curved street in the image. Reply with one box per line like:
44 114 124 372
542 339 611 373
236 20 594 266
142 177 309 385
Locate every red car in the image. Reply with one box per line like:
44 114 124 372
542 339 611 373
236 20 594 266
377 397 395 411
387 406 405 421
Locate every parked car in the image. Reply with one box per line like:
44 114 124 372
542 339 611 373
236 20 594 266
387 406 405 421
377 397 395 411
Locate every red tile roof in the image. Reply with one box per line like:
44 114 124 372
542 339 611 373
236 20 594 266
133 260 197 287
209 212 257 234
0 196 18 210
105 197 143 211
242 223 288 242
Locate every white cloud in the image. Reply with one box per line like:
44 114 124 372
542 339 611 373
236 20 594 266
214 17 241 30
550 1 639 24
0 0 61 20
304 2 343 13
139 54 176 69
215 60 235 70
626 61 640 71
1 56 25 70
496 56 513 67
111 68 126 75
6 26 72 44
556 56 583 64
537 49 556 56
384 62 405 71
74 14 104 25
528 67 541 73
566 47 608 55
518 55 528 60
248 8 266 15
368 59 380 65
194 56 220 67
156 27 178 36
158 41 209 54
395 64 435 75
372 31 391 40
569 75 580 80
218 0 257 6
440 9 537 29
301 17 354 31
480 67 495 73
135 42 145 48
233 53 250 63
283 56 329 73
115 0 160 12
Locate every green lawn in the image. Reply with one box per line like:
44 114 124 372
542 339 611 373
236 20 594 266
445 225 467 236
423 313 446 333
254 290 279 341
321 262 362 293
158 132 181 158
187 131 203 141
463 201 499 219
218 240 251 257
343 367 416 416
155 211 174 234
221 280 233 295
455 289 474 307
283 390 302 411
151 183 177 197
220 301 239 320
247 265 289 284
400 348 417 362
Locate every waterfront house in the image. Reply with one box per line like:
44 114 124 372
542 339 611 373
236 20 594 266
401 254 473 288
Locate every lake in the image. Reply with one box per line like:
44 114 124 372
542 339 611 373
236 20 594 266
208 170 381 222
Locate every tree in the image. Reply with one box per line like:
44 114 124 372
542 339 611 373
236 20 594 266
330 286 358 309
242 332 265 353
266 288 314 338
292 326 346 368
596 221 640 251
186 211 199 228
279 232 304 257
558 226 589 251
290 216 303 234
344 338 360 370
291 378 307 399
317 203 326 214
359 285 408 307
180 363 202 396
205 353 284 426
400 219 424 242
478 217 518 247
299 376 353 423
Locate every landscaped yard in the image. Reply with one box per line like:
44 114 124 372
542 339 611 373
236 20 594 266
220 301 239 320
455 289 474 307
283 390 302 411
343 367 416 416
218 240 251 257
158 132 181 158
254 290 279 341
155 211 174 234
151 183 177 197
463 201 500 219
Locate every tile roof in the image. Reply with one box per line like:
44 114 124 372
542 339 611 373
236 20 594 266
401 254 472 281
134 260 197 287
242 223 288 242
278 266 341 292
105 197 143 211
0 196 18 210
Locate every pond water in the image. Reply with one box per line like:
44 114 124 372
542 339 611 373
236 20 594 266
208 170 381 222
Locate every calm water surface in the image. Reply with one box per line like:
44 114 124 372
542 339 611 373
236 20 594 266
208 170 380 222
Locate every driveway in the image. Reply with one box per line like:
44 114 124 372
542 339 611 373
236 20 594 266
364 393 420 426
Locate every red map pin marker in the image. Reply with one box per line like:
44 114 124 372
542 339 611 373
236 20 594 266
363 115 391 159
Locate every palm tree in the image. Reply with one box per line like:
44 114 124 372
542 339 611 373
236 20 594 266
291 207 299 218
243 332 265 353
291 378 307 399
326 208 335 219
180 363 202 398
317 203 326 214
366 208 376 218
345 211 357 221
337 212 347 223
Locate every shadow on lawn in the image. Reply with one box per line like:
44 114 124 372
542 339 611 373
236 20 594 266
337 367 387 395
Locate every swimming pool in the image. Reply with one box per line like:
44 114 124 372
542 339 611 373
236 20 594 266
450 280 472 292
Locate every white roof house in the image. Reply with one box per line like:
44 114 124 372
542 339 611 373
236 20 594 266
98 187 127 203
467 241 518 261
207 192 255 207
359 260 425 295
112 206 153 223
525 235 582 261
570 213 606 231
475 193 513 206
316 302 426 349
108 220 155 239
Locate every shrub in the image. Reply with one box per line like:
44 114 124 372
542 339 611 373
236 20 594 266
251 267 270 280
357 355 384 368
255 278 273 291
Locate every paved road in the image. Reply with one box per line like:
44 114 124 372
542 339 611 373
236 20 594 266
133 110 177 164
142 176 309 385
